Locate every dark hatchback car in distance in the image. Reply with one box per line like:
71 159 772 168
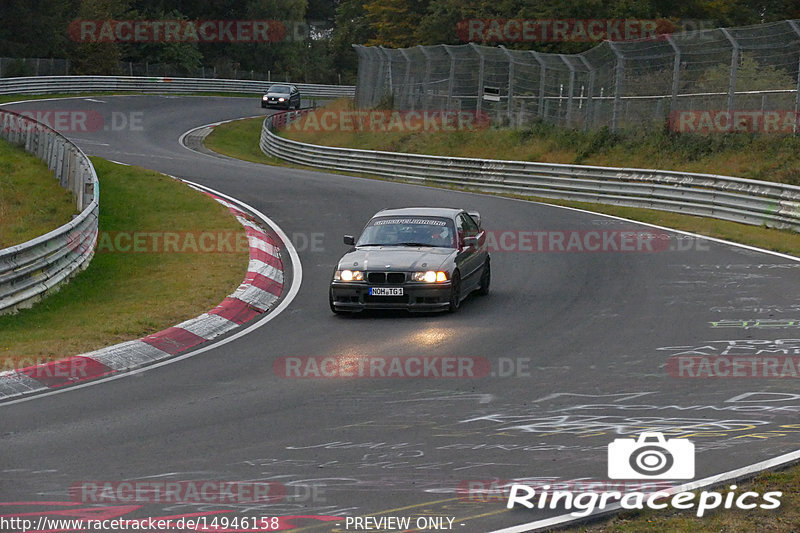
261 84 301 109
329 207 490 313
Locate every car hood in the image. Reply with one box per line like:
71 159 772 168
338 247 455 272
264 92 289 97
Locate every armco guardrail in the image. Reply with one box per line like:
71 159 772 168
0 109 99 314
0 76 354 98
260 110 800 232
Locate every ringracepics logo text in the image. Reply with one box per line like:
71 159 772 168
506 483 781 517
507 432 782 517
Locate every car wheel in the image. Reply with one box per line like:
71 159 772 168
448 271 461 313
477 259 491 296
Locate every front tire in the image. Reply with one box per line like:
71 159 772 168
448 271 461 313
477 259 491 296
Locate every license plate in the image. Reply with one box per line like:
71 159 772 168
369 287 403 296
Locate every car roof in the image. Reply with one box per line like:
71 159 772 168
372 207 463 219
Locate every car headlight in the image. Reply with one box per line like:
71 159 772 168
335 270 364 281
412 271 447 282
278 97 286 102
262 96 268 100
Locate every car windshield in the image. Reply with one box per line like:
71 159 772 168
357 216 455 248
268 85 291 94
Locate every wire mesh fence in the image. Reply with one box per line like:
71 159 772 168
353 19 800 132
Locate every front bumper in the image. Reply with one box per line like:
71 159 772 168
330 281 452 312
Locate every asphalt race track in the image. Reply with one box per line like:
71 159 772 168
2 95 800 532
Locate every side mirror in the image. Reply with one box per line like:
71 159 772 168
467 211 482 229
343 235 355 245
462 236 478 250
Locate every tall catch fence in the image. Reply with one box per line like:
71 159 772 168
354 19 800 131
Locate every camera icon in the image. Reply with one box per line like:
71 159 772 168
608 432 694 479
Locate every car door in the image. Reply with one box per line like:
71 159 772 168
455 213 485 289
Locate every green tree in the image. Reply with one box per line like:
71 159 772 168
68 0 130 74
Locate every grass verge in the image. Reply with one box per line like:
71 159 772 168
0 137 77 248
0 158 248 368
205 110 800 533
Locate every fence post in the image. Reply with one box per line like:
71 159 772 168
578 56 595 131
787 21 800 133
419 45 432 109
720 28 739 119
666 35 682 114
398 48 413 110
500 46 515 123
469 43 485 115
560 54 576 127
608 42 624 132
444 45 456 109
530 51 546 119
379 46 393 97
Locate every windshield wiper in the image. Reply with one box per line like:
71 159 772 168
396 242 434 247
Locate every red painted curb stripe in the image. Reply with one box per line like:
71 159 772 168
208 297 266 323
17 356 115 388
245 226 274 243
229 207 252 219
244 271 283 296
141 327 207 355
250 247 282 269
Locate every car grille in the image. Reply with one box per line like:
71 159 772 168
367 272 406 284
